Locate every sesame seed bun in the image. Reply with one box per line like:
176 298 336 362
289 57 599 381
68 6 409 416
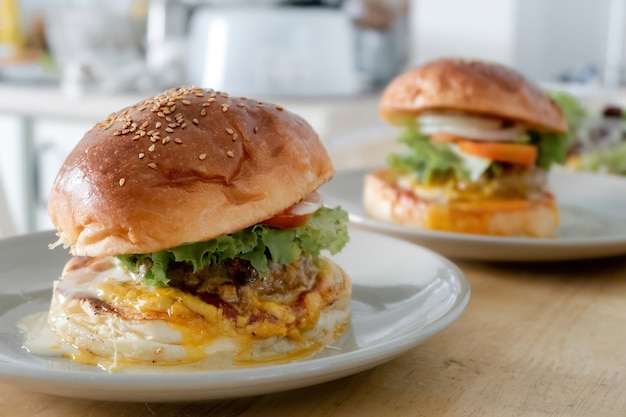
380 58 567 133
48 86 334 257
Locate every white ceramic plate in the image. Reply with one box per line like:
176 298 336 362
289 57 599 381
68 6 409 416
0 228 469 402
322 167 626 261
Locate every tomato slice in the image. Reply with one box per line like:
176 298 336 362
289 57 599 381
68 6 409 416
262 212 312 229
430 132 464 143
457 140 537 166
261 191 322 229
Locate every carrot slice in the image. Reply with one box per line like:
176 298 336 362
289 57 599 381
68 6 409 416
457 140 537 165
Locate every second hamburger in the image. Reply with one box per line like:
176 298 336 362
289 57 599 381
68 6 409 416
365 58 569 237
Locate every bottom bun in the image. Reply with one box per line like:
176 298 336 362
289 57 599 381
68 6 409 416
48 255 351 371
364 168 559 237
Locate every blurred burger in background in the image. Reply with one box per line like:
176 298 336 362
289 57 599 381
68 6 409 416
364 57 570 237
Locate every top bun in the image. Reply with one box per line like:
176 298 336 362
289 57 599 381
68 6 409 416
48 86 334 257
380 58 567 133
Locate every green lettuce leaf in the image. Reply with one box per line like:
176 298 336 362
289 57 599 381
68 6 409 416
117 206 349 287
538 89 583 168
528 131 570 169
389 123 569 179
545 90 586 131
387 126 471 182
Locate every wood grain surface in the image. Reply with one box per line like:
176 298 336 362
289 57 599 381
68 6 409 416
3 255 626 417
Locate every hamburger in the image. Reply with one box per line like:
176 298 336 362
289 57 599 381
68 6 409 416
364 58 569 237
46 86 351 370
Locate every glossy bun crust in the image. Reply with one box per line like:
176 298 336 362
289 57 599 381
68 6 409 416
380 58 567 132
48 86 334 257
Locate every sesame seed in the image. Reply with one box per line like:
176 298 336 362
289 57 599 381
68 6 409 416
276 105 284 111
141 121 149 128
222 104 230 112
162 136 171 144
192 118 199 125
232 133 238 141
181 122 187 129
132 135 140 141
165 127 174 133
208 97 216 103
202 103 210 107
165 116 173 122
119 178 126 186
200 109 207 116
254 127 259 133
155 122 162 128
199 153 207 160
162 108 171 115
157 112 165 118
237 102 245 107
182 99 191 105
148 144 156 152
139 130 146 137
256 103 264 108
227 150 234 158
122 129 130 135
168 123 177 128
150 137 157 143
226 128 234 134
220 92 229 98
174 138 182 144
139 152 145 159
148 162 157 169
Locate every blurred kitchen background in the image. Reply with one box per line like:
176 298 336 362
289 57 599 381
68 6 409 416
0 0 625 235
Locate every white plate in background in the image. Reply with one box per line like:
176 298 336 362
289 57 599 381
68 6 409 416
322 167 626 261
0 229 470 402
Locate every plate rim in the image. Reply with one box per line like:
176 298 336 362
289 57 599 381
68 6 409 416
322 167 626 260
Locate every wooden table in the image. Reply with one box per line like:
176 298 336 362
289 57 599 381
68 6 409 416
3 140 626 416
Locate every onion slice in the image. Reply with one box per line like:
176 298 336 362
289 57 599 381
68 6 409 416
287 190 323 216
420 124 526 142
418 112 526 142
261 190 323 229
418 113 504 130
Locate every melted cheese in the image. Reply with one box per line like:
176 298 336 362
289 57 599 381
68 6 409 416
21 256 346 371
424 194 556 234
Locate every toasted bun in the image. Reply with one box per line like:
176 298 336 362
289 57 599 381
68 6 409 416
364 168 558 237
48 256 351 369
48 86 334 257
380 58 567 133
